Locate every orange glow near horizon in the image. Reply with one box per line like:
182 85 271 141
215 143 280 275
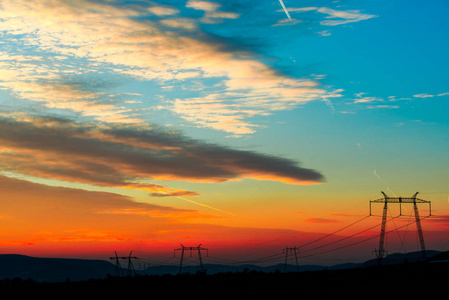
0 172 447 265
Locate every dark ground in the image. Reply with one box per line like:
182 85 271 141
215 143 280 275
2 260 447 299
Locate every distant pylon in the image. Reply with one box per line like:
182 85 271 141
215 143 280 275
123 251 138 277
174 244 208 274
283 246 299 272
109 251 123 277
370 191 431 265
109 251 139 277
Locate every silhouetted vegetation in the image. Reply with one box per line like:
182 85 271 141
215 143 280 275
0 260 446 299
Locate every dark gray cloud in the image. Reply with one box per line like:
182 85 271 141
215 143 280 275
0 114 324 195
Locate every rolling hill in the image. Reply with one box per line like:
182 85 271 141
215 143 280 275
0 250 443 282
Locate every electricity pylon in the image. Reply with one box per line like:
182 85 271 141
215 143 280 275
283 246 299 272
109 251 138 277
174 244 208 274
110 251 123 277
370 191 431 265
123 251 138 277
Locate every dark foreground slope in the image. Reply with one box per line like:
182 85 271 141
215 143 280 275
1 260 447 299
0 254 115 282
0 250 441 282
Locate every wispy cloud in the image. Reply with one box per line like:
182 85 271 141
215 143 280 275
414 94 435 98
352 92 384 104
279 6 377 27
413 92 449 98
186 0 239 24
304 218 341 224
147 5 179 16
317 7 377 26
317 30 331 36
354 96 383 104
366 105 399 109
347 90 448 111
350 93 399 109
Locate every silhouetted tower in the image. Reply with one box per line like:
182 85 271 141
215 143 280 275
283 246 299 272
110 251 123 277
370 191 431 265
109 251 138 277
174 244 208 274
123 251 138 277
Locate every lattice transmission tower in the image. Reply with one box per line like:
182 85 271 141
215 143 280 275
283 246 299 272
370 191 431 265
110 251 123 277
109 251 138 277
124 251 138 277
174 244 208 274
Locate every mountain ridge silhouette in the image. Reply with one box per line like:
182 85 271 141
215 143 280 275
0 250 442 282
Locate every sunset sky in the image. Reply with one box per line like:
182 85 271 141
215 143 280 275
0 0 448 267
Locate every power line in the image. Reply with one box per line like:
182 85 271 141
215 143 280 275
298 215 371 249
134 213 432 270
300 216 392 255
119 194 434 271
298 215 431 260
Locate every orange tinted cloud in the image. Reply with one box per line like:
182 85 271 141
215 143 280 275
304 218 341 224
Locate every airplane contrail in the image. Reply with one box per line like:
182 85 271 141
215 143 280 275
373 170 407 210
278 0 292 20
387 187 397 197
176 196 237 217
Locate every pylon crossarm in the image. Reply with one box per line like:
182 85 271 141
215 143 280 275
370 197 429 204
174 244 208 273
